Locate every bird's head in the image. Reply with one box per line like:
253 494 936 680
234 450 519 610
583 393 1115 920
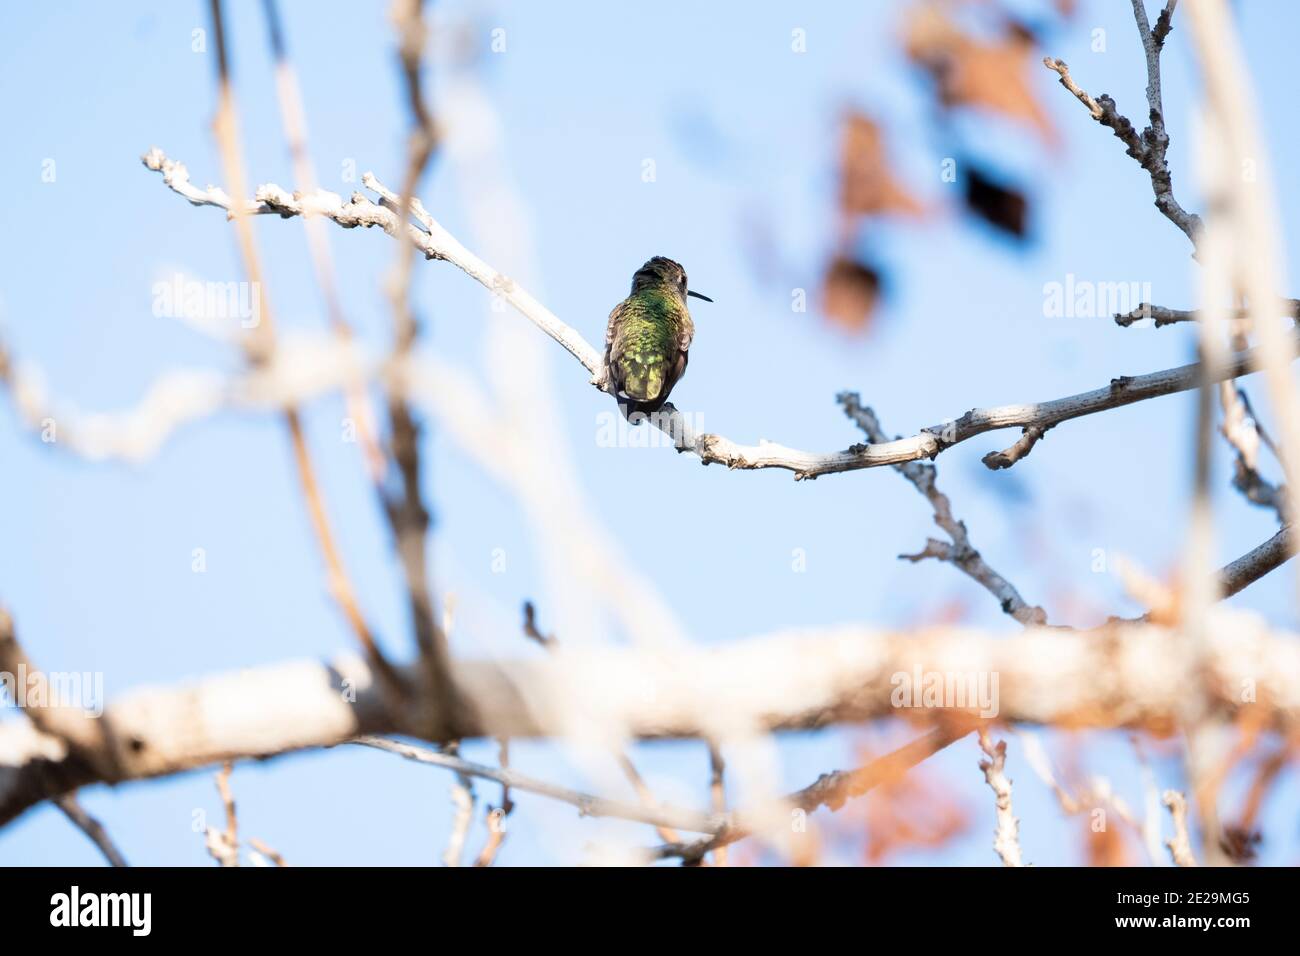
631 256 713 303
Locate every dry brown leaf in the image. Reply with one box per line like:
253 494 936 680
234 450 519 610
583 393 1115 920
822 256 883 334
839 112 925 218
904 4 1057 145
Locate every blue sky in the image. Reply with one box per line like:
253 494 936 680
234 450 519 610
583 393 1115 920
1 0 1297 866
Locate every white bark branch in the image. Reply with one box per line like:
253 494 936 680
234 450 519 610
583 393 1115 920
136 148 1298 479
4 610 1297 827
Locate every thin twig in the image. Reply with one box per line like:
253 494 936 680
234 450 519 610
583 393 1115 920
708 743 728 866
614 755 682 846
473 739 513 867
1217 526 1294 599
352 735 723 835
0 606 101 757
1162 789 1198 866
54 795 129 868
978 729 1025 867
1229 744 1290 839
656 723 972 864
441 742 475 867
1182 168 1233 867
1115 299 1300 327
204 760 239 867
439 601 475 867
259 0 387 485
1015 730 1155 862
1044 1 1203 249
1152 0 1178 50
518 602 682 844
1183 0 1300 602
380 0 461 737
205 0 403 705
473 807 508 867
1181 0 1300 863
248 837 288 867
1133 738 1170 866
0 607 129 867
521 600 555 649
981 424 1053 471
840 396 1047 625
1042 58 1102 119
1221 383 1285 521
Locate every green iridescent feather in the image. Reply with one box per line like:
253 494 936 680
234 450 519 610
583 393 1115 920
603 257 698 416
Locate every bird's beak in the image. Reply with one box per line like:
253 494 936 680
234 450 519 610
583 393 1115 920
687 290 713 302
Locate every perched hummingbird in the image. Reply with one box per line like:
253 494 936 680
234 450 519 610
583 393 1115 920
603 256 712 418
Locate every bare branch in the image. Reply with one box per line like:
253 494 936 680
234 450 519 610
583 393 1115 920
54 795 129 868
1162 789 1199 866
248 837 288 867
520 602 682 845
841 395 1047 624
1115 525 1298 619
1184 0 1300 589
1152 1 1178 50
1218 526 1295 599
521 600 555 650
981 424 1053 471
1016 730 1157 861
1115 303 1194 327
613 755 682 846
376 0 463 740
204 1 402 707
1042 57 1102 119
1115 298 1300 327
1221 383 1285 521
6 613 1297 827
473 807 508 868
0 607 102 760
472 739 513 867
139 149 1298 479
204 761 239 867
1044 1 1203 249
260 0 388 484
978 729 1025 867
707 743 728 866
354 735 722 835
657 724 971 864
440 750 475 868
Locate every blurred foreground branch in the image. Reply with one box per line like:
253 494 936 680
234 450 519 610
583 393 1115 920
3 610 1297 827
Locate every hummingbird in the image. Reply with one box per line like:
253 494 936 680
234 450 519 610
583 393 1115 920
603 256 712 418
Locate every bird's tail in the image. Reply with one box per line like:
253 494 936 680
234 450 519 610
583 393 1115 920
616 396 667 421
617 355 668 408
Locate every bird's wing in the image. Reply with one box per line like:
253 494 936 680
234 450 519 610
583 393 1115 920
604 304 621 350
678 321 694 353
659 349 687 403
604 303 628 395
